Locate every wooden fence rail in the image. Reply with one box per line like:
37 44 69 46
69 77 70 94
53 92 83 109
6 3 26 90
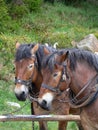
0 115 80 122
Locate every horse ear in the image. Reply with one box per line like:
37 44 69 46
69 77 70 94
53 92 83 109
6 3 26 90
31 44 39 54
16 42 20 49
60 51 69 62
65 51 69 59
44 47 50 55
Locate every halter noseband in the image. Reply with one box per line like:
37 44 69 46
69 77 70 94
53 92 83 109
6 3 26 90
15 78 32 86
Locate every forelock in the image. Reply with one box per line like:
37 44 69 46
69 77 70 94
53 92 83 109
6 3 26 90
15 43 35 61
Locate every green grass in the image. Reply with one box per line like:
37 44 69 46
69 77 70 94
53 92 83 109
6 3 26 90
0 1 98 129
0 78 79 129
0 1 98 49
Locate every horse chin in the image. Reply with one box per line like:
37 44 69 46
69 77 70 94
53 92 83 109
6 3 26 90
39 103 51 111
15 94 27 101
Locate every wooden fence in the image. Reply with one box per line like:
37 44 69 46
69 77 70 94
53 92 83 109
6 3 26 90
0 115 80 122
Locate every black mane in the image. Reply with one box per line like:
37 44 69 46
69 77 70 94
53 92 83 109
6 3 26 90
15 43 35 61
42 50 63 72
15 43 56 71
42 48 98 73
67 48 98 72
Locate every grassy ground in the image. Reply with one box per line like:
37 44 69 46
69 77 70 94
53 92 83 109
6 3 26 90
0 1 98 130
0 80 78 130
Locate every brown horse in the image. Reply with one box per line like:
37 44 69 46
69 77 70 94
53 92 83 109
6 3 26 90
14 43 48 130
38 48 98 130
14 43 72 130
37 48 83 130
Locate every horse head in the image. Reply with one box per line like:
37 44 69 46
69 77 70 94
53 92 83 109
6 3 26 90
14 42 39 101
38 49 70 110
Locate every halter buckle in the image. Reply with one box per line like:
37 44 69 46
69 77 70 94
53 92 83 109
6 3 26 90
62 74 66 81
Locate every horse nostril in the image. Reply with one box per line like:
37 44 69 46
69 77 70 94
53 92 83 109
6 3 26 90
42 100 47 106
15 91 27 101
20 91 26 97
22 91 25 95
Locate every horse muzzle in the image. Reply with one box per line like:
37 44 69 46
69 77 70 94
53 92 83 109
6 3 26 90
14 84 28 101
38 92 54 110
15 93 27 101
38 99 50 111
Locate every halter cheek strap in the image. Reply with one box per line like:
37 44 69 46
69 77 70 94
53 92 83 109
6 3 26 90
61 64 67 82
31 55 38 69
41 83 61 94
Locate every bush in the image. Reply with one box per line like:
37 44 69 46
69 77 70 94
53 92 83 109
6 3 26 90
8 3 29 19
7 0 42 19
24 0 43 12
63 0 87 5
41 32 72 48
0 0 11 32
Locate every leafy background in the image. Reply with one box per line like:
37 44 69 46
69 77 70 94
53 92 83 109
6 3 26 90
0 0 98 129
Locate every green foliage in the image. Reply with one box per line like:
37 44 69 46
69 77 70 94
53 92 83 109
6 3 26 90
0 1 98 129
63 0 87 6
0 0 11 32
7 0 42 19
41 32 72 48
24 0 43 12
8 3 29 19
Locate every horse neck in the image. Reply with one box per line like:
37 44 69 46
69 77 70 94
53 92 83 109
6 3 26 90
32 67 42 92
69 62 97 97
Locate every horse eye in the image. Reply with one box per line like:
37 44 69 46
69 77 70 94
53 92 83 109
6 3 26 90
53 73 58 77
28 64 34 69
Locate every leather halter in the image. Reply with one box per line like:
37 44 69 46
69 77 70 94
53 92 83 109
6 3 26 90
15 78 32 86
41 64 68 94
